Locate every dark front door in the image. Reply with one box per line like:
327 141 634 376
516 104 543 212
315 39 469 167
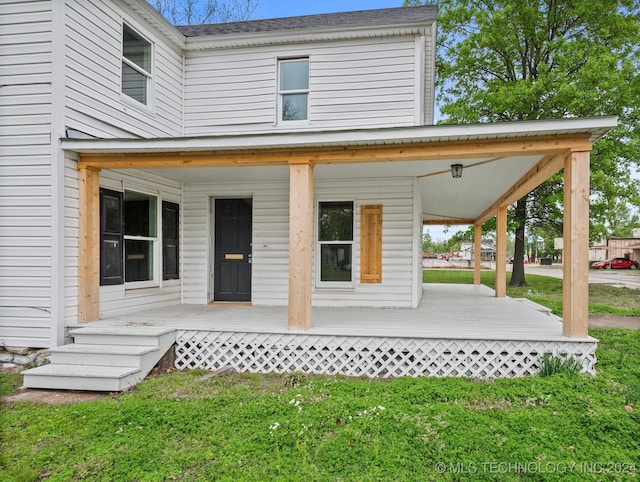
214 198 252 302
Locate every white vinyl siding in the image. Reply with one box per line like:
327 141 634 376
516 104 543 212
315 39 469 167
412 178 424 306
182 177 417 308
64 153 79 326
183 180 290 305
184 36 418 135
95 170 182 318
313 178 416 308
0 0 53 348
64 0 183 138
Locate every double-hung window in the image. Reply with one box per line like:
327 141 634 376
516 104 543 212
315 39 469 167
318 201 354 284
122 24 152 105
123 190 157 283
278 58 309 122
100 188 179 286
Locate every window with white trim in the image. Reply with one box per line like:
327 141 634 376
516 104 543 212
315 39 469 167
278 58 309 121
122 24 152 105
124 190 158 283
318 201 354 284
100 189 179 286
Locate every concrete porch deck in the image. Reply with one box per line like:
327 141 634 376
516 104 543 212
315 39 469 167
71 284 597 379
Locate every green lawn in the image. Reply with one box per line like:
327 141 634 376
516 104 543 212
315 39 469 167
423 269 640 317
1 271 639 481
1 328 639 481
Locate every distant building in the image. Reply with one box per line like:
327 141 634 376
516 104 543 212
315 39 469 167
606 231 640 262
460 240 496 261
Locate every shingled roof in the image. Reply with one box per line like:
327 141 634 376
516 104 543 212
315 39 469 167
177 5 437 37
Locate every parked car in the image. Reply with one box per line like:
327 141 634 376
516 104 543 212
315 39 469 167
590 258 639 270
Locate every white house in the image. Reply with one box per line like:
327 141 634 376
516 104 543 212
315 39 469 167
1 0 616 389
460 240 496 262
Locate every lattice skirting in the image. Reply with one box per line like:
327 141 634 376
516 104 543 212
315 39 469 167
174 330 597 379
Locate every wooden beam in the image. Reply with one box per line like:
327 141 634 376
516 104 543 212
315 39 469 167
288 161 314 330
77 135 593 170
563 151 590 338
78 166 100 322
495 207 507 298
474 223 482 285
475 153 567 224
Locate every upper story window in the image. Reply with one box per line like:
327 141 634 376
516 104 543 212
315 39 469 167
122 24 152 105
278 58 309 122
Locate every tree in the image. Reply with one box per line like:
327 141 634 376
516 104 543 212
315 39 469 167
149 0 259 25
405 0 640 286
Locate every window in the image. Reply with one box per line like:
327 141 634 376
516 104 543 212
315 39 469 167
318 201 353 283
99 189 179 286
124 190 157 282
122 24 151 105
279 58 309 121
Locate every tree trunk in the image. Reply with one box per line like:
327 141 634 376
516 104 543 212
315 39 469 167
509 197 528 287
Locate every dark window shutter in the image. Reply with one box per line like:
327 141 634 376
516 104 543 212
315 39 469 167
100 189 124 285
163 201 179 280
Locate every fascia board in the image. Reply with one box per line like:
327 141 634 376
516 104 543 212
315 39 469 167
61 116 618 154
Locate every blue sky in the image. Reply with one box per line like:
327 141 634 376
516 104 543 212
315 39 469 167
255 0 406 19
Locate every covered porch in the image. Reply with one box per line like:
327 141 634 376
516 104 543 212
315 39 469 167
76 284 597 379
57 116 617 382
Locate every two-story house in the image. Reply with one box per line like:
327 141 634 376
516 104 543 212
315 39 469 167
2 0 616 389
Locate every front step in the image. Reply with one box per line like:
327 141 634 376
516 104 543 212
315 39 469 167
49 344 158 367
21 364 141 392
22 326 176 392
70 326 175 346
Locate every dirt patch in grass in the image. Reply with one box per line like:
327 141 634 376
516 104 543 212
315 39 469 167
589 315 640 330
5 389 107 404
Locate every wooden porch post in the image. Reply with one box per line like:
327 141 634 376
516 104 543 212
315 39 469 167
495 207 507 298
473 223 482 284
563 150 590 338
78 166 100 322
288 161 314 330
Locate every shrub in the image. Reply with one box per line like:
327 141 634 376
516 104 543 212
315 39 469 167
538 353 582 377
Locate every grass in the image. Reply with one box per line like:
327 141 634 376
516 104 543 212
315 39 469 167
1 328 639 481
423 269 640 317
1 271 638 480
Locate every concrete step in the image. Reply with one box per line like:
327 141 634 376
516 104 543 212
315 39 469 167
49 344 158 367
69 326 175 346
22 326 176 392
22 364 142 392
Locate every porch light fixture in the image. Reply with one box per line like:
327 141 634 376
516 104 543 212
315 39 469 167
451 164 463 179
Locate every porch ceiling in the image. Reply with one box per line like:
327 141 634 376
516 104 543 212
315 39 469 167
144 154 543 223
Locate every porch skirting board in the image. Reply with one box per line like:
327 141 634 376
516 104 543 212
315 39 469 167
175 330 597 379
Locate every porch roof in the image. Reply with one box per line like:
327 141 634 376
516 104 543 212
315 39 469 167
63 116 617 226
83 284 595 343
62 116 615 154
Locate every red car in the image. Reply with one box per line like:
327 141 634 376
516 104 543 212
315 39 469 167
591 258 639 270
